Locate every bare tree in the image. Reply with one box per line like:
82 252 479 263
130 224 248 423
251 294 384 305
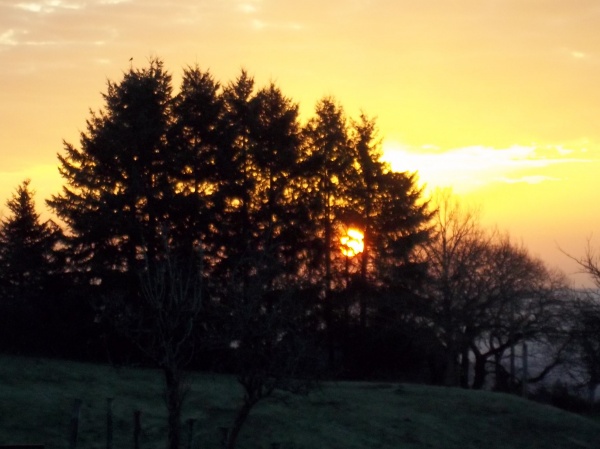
422 190 569 389
562 240 600 405
469 236 569 390
218 248 319 449
420 189 492 386
564 237 600 289
139 245 203 449
565 294 600 406
102 240 204 449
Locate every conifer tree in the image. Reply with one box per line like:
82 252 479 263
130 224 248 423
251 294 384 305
47 58 175 288
0 179 61 303
0 179 62 353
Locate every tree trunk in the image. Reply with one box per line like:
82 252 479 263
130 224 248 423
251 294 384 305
443 346 460 387
164 367 184 449
521 341 528 398
225 399 254 449
459 347 470 388
589 382 597 412
472 352 487 390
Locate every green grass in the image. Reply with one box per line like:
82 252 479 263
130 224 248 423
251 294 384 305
1 355 600 449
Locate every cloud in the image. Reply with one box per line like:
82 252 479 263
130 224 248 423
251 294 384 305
382 142 592 193
238 2 259 14
0 0 128 51
230 0 303 32
0 29 19 46
497 175 562 185
15 0 84 14
248 19 302 32
571 51 588 59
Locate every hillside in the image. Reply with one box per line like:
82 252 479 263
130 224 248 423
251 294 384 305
1 355 599 449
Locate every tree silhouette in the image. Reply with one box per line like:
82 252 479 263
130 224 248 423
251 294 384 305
0 179 63 351
421 191 496 386
562 240 600 404
0 180 61 300
469 235 567 391
170 65 224 256
47 58 175 290
213 75 306 298
107 242 204 449
301 97 352 365
566 296 600 406
43 56 470 445
48 59 201 449
422 191 568 388
348 115 431 326
218 247 319 449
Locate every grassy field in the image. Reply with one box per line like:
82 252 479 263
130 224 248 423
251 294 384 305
1 355 600 449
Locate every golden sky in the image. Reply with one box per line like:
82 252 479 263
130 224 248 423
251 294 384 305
2 0 600 285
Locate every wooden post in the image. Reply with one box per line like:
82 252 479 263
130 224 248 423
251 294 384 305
106 398 113 449
509 344 515 389
133 410 142 449
219 427 229 449
521 342 528 398
187 419 195 449
588 383 596 413
69 399 83 449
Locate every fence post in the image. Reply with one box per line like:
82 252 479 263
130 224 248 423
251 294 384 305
133 410 142 449
219 427 229 449
106 398 113 449
69 399 83 449
521 342 528 398
187 419 195 449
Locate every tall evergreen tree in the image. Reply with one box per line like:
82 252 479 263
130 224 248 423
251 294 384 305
347 114 431 327
47 58 175 290
170 65 224 254
48 59 215 449
300 97 353 366
244 83 304 284
0 179 61 303
302 97 353 292
212 70 256 297
0 179 63 353
214 75 305 295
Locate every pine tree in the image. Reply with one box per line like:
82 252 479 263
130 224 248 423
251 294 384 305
0 179 61 303
0 179 62 353
302 97 353 291
47 58 175 288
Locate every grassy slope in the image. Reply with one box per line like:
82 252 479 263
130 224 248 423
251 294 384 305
1 356 600 449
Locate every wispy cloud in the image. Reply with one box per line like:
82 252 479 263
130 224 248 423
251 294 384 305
571 50 588 59
497 175 561 185
232 0 302 32
237 1 260 14
15 0 84 14
382 142 592 192
0 29 19 46
248 19 302 31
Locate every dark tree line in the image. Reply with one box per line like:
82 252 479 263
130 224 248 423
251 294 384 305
0 180 97 357
0 57 593 447
40 58 432 369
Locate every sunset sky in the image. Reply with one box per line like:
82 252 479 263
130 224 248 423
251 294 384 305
1 0 600 286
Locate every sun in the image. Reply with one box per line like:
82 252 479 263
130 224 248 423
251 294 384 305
340 228 364 257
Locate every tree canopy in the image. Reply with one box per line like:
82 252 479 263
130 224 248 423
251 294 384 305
47 58 432 309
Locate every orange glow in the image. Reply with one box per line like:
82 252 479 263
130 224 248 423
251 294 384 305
2 1 600 287
340 228 364 258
